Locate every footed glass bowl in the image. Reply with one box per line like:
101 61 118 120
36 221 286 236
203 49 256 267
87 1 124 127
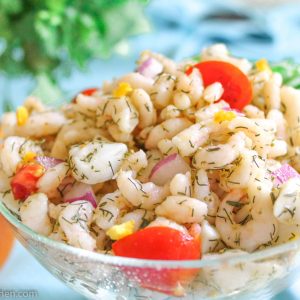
1 201 300 300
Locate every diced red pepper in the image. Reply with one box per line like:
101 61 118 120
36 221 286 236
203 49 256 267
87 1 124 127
72 87 98 103
11 163 45 201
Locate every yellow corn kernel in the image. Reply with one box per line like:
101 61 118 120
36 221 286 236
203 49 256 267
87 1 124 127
113 82 133 98
214 110 236 123
106 220 135 240
23 151 37 163
16 106 29 126
289 233 299 241
33 164 45 177
255 58 271 72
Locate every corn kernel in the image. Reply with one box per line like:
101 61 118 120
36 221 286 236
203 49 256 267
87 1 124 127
106 220 135 240
113 82 133 98
255 58 271 72
16 106 29 126
289 233 299 241
214 110 236 123
33 164 45 177
23 152 37 163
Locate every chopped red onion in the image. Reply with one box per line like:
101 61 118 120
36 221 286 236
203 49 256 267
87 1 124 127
272 164 300 186
64 182 97 208
149 154 191 186
36 156 64 170
137 57 163 78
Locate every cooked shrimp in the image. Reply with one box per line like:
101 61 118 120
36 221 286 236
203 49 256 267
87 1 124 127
157 139 178 156
120 150 148 177
172 123 210 157
170 172 192 196
137 149 163 182
199 249 284 295
267 109 287 140
68 137 128 184
145 118 192 149
193 169 220 224
116 170 169 210
130 88 157 128
51 120 109 159
93 190 130 230
1 136 43 176
37 162 69 198
201 220 224 253
96 96 139 134
59 200 96 251
107 123 133 143
159 105 181 121
216 170 279 252
155 195 208 224
49 203 68 220
147 216 188 234
75 93 102 116
275 222 300 244
281 86 300 146
150 73 176 109
120 209 155 232
228 117 276 157
193 132 248 170
116 72 154 93
20 193 52 236
16 111 67 138
219 150 259 191
195 100 229 122
273 177 300 225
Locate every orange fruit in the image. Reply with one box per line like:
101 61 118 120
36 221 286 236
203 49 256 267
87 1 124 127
0 214 14 268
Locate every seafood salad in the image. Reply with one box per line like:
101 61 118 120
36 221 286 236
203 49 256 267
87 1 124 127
1 44 300 293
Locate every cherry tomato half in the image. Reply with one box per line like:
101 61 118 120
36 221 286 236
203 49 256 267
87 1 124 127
186 60 252 110
0 214 14 269
11 163 44 201
113 226 201 295
72 87 98 103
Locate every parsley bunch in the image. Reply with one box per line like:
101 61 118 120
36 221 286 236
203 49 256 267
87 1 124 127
272 60 300 89
0 0 148 77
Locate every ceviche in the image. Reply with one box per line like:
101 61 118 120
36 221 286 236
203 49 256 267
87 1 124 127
1 44 300 295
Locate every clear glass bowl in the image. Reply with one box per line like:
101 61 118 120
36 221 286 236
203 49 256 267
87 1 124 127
1 201 300 300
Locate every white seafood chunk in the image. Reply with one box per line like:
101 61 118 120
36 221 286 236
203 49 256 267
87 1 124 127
1 136 43 176
20 193 52 236
59 200 96 251
69 138 128 184
155 195 207 224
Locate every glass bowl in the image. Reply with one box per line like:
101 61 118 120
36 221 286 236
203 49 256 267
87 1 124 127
1 201 300 300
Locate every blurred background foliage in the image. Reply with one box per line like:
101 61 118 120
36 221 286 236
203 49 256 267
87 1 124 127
0 0 149 108
0 0 149 79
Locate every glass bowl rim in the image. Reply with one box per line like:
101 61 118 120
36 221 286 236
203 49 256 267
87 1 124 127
1 201 300 269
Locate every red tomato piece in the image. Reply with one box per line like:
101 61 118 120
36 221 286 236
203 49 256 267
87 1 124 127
113 226 201 295
72 87 98 103
11 164 45 201
186 61 252 110
81 88 98 96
